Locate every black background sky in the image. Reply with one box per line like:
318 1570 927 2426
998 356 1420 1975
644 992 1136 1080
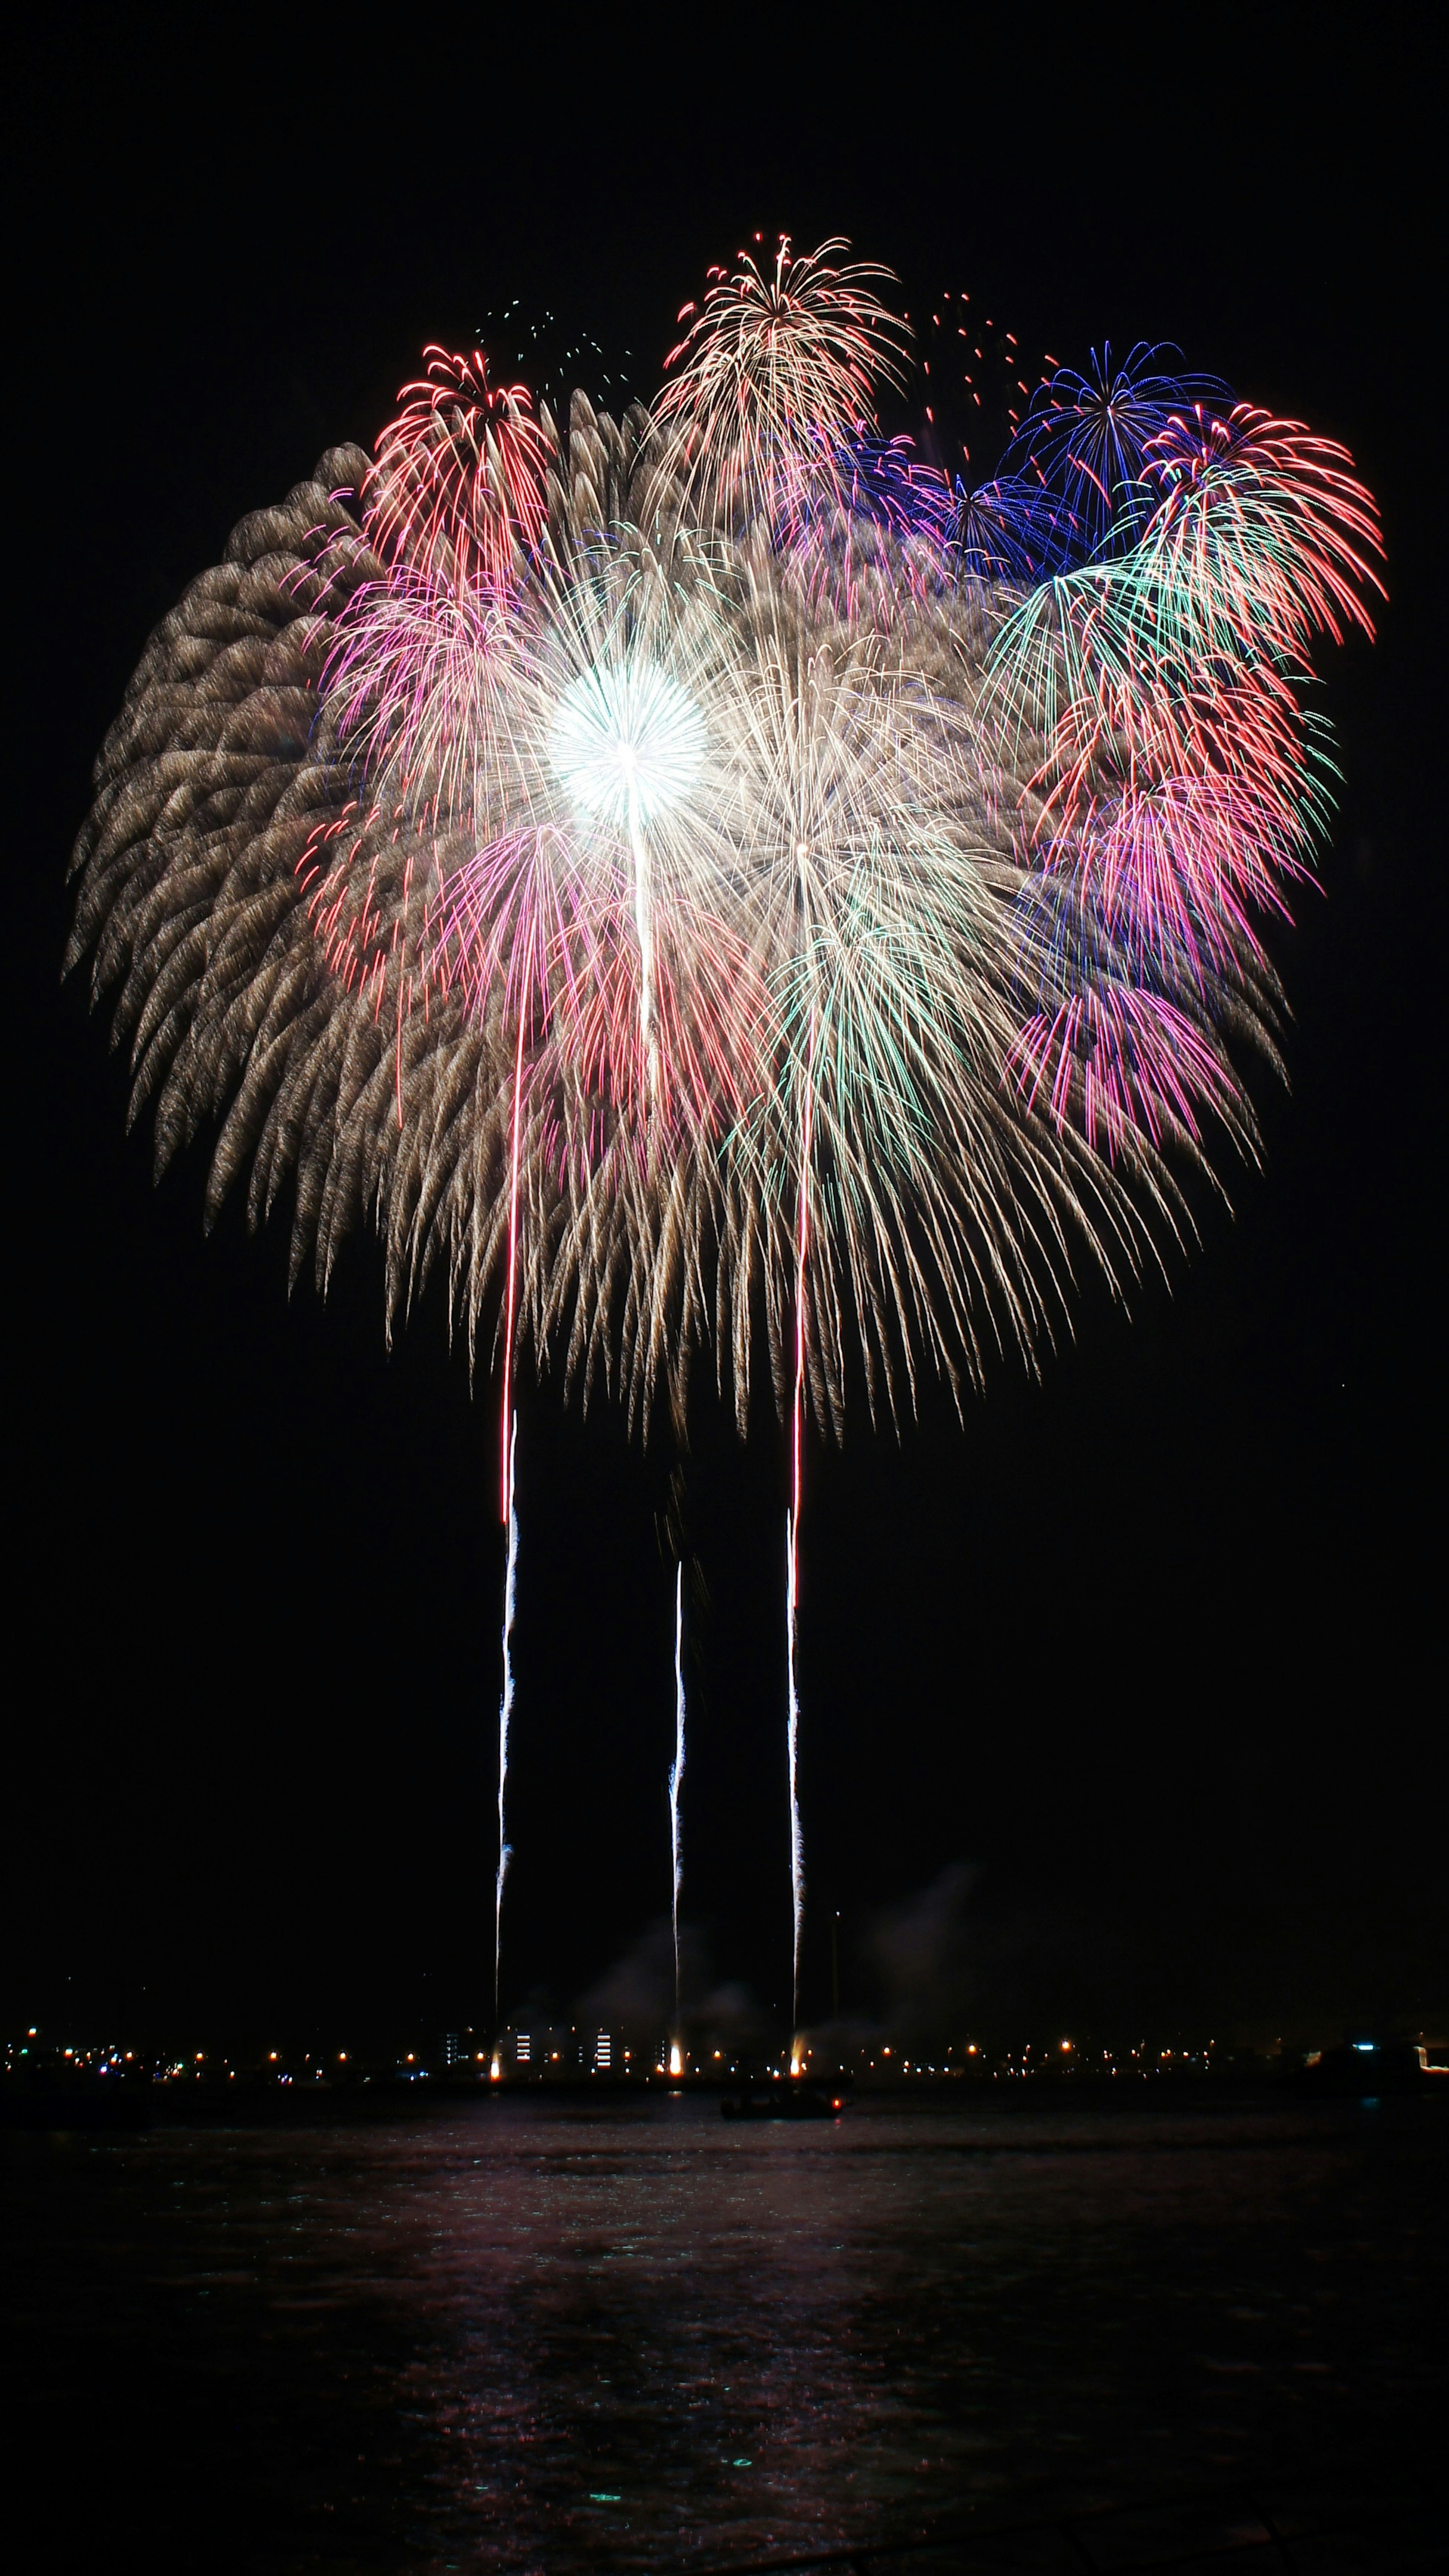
9 15 1442 2053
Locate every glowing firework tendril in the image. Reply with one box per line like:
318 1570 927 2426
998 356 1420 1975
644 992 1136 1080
65 235 1383 2034
496 1413 518 2028
494 992 528 2016
786 987 816 2047
785 1513 804 2052
669 1561 686 2047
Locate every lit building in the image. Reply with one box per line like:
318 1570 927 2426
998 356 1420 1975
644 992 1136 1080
499 2020 569 2075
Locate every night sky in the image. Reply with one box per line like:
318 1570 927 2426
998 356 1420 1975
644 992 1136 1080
11 24 1441 2053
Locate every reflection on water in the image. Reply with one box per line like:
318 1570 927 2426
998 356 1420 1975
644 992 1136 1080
5 2099 1443 2570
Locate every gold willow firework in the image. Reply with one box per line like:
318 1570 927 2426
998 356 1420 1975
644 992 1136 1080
68 239 1382 2034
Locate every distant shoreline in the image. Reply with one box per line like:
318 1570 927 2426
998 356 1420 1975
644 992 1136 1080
7 2063 1445 2131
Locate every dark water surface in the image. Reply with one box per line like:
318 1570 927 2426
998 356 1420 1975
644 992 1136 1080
5 2097 1443 2570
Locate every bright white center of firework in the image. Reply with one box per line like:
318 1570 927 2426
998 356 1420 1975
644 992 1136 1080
549 660 704 828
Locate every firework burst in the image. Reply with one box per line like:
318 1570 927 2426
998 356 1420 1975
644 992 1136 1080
367 345 550 593
67 239 1382 2030
655 235 910 535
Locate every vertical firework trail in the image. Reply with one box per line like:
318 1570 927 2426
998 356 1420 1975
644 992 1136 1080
786 1003 817 2054
500 1010 527 1522
785 1511 803 2053
496 1411 518 2032
494 1011 527 2030
669 1561 686 2046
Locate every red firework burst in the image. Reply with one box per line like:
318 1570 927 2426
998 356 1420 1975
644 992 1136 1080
366 345 550 593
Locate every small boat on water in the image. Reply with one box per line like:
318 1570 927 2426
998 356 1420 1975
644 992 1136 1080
720 2082 848 2121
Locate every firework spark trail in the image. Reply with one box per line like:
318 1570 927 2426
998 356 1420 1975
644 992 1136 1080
500 1008 527 1522
786 1002 816 2051
489 1005 529 2028
495 1412 518 2031
669 1560 686 2040
785 1513 804 2057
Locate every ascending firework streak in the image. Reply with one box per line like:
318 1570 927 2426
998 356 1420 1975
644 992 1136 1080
784 1517 804 2058
786 998 816 2052
669 1562 686 2055
492 1008 528 2022
496 1412 518 2028
65 235 1383 2034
